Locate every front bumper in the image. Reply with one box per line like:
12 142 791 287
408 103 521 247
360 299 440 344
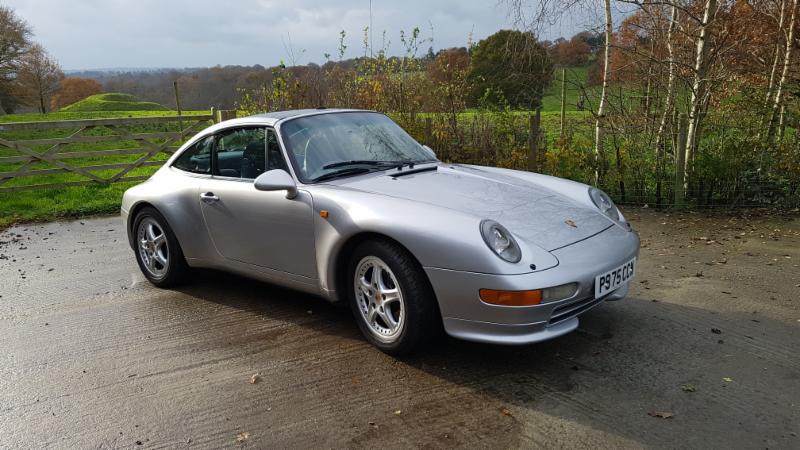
425 224 639 345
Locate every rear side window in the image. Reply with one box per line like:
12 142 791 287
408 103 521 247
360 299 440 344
173 136 213 174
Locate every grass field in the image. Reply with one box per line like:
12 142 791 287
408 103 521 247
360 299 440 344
0 109 210 229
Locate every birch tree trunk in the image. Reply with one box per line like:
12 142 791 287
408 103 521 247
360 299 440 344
684 0 719 187
654 5 678 155
764 0 787 108
767 0 798 141
594 0 613 185
654 4 677 206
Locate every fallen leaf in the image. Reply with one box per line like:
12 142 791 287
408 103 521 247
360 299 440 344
501 408 512 416
648 411 674 419
565 219 577 228
394 410 402 415
681 384 696 392
250 374 261 384
236 431 250 443
722 377 733 382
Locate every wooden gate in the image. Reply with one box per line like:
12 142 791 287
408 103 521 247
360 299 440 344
0 114 215 192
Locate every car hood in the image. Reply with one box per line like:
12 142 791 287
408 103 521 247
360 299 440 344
338 165 613 252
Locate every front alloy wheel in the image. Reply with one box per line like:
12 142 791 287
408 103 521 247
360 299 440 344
347 239 441 355
354 256 406 342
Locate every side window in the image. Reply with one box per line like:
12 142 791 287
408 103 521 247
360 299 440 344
173 136 213 174
215 127 266 179
266 128 290 172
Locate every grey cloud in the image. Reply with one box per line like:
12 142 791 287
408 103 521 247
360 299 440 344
6 0 585 70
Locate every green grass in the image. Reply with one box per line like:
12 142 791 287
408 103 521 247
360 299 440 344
0 183 134 228
541 66 598 113
60 93 169 112
0 110 211 229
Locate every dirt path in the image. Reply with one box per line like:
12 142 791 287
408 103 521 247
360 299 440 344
0 209 798 449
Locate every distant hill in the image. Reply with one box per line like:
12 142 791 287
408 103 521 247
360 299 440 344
61 93 169 112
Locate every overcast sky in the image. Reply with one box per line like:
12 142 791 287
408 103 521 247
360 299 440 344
4 0 599 71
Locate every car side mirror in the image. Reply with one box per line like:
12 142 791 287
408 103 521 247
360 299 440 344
254 169 298 199
422 144 436 159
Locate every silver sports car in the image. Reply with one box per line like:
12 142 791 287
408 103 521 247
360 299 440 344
122 109 639 354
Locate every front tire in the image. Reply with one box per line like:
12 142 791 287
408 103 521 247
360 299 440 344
132 206 189 288
347 239 440 355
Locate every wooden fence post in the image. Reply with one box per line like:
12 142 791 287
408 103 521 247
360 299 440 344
424 117 432 145
527 110 541 172
559 68 567 138
674 113 688 208
214 109 237 123
173 80 183 133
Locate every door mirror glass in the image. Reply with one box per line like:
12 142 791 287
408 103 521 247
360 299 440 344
254 169 298 199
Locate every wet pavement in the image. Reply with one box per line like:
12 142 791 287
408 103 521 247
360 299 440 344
1 210 799 449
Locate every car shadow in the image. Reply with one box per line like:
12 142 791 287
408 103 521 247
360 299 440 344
172 269 799 448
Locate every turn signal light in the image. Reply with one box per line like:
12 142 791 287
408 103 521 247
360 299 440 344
479 289 542 306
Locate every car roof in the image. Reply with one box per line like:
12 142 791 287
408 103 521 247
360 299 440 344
185 108 375 147
219 108 370 127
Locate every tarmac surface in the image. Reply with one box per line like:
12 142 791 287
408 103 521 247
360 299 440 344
1 209 798 449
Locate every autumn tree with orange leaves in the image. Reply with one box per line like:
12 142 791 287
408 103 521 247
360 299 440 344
50 77 103 111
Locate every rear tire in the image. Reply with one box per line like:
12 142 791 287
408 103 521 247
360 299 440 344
347 239 440 355
132 206 190 288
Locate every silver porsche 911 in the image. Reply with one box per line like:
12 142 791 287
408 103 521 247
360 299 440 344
122 109 639 354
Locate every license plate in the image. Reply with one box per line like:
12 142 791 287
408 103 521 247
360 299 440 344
595 258 636 298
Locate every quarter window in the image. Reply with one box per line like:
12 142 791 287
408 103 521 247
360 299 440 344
173 136 213 174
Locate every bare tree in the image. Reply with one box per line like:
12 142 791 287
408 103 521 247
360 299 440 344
0 5 32 113
17 43 63 113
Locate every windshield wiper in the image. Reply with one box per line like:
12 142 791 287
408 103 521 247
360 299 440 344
311 167 374 183
322 160 395 170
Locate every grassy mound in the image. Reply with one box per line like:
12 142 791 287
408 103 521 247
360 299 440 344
61 93 169 112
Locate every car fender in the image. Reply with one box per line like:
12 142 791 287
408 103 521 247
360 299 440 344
306 185 559 301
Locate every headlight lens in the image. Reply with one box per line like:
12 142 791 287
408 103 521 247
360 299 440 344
589 188 620 221
480 220 521 263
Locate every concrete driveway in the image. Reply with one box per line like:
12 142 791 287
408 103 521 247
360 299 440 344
1 210 798 449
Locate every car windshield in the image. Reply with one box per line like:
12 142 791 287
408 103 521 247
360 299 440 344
279 112 436 183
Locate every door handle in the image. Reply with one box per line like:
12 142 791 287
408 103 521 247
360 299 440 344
200 192 219 203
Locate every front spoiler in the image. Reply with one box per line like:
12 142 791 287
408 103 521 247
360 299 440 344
424 224 638 345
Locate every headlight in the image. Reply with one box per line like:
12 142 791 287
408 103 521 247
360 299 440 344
480 220 521 263
588 188 620 221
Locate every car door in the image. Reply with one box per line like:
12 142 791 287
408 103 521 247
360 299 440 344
198 126 317 279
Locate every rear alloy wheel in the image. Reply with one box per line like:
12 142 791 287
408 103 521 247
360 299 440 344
348 239 440 355
133 207 189 287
